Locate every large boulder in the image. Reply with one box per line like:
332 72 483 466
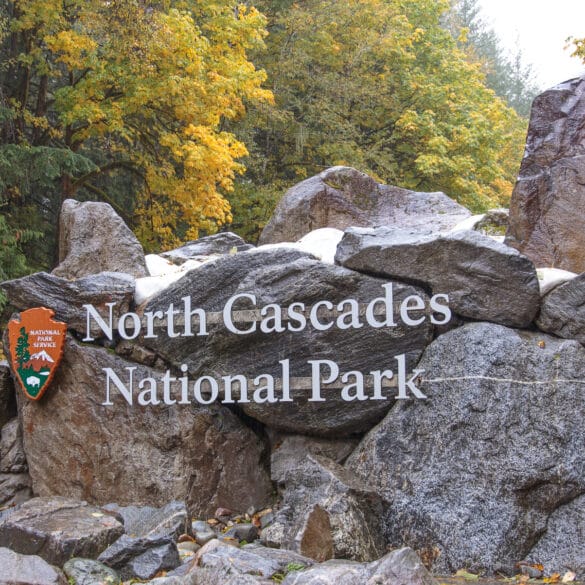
346 322 585 574
0 497 124 567
53 199 147 279
262 455 385 562
11 338 272 518
259 166 470 245
143 248 433 437
0 547 67 585
336 227 540 328
0 271 135 336
506 76 585 272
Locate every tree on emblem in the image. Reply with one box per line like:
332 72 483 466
15 327 31 368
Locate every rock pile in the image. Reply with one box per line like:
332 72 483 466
3 75 585 583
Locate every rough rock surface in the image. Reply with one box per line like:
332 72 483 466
537 273 585 344
346 322 585 574
506 76 585 272
144 248 433 437
525 494 585 577
195 539 283 578
0 473 32 507
161 232 253 264
0 272 135 336
98 534 180 580
336 227 540 328
270 433 359 485
280 547 437 585
0 547 67 585
262 455 385 562
63 558 121 585
102 501 189 540
12 338 271 517
53 199 147 279
259 166 470 245
0 361 16 428
0 497 124 567
0 418 27 473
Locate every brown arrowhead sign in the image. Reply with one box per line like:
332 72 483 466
8 307 67 401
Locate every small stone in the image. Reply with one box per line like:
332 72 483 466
192 520 218 545
225 524 258 542
177 541 200 554
63 558 121 585
0 473 32 507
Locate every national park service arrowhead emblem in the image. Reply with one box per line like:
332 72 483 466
8 307 67 401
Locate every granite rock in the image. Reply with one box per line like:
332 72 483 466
0 547 67 585
506 76 585 272
11 338 271 518
537 272 585 344
144 248 433 437
336 227 540 328
346 322 585 573
0 497 124 567
53 199 147 279
259 166 470 244
0 271 135 337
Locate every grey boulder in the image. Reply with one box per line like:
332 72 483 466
262 455 385 562
537 272 585 344
102 501 189 540
506 76 585 272
53 199 147 279
336 227 540 328
0 271 135 337
0 547 67 585
280 547 437 585
0 497 124 567
144 248 433 437
259 166 470 244
346 322 585 574
0 472 32 507
98 533 180 580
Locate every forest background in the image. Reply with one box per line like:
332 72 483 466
1 0 583 312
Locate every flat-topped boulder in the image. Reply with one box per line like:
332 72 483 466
0 497 124 567
259 166 470 244
336 227 540 328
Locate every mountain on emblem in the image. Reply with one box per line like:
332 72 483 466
7 307 67 401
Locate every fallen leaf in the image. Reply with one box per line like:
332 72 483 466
544 574 561 583
454 569 479 580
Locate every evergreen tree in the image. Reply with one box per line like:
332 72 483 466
15 326 30 367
